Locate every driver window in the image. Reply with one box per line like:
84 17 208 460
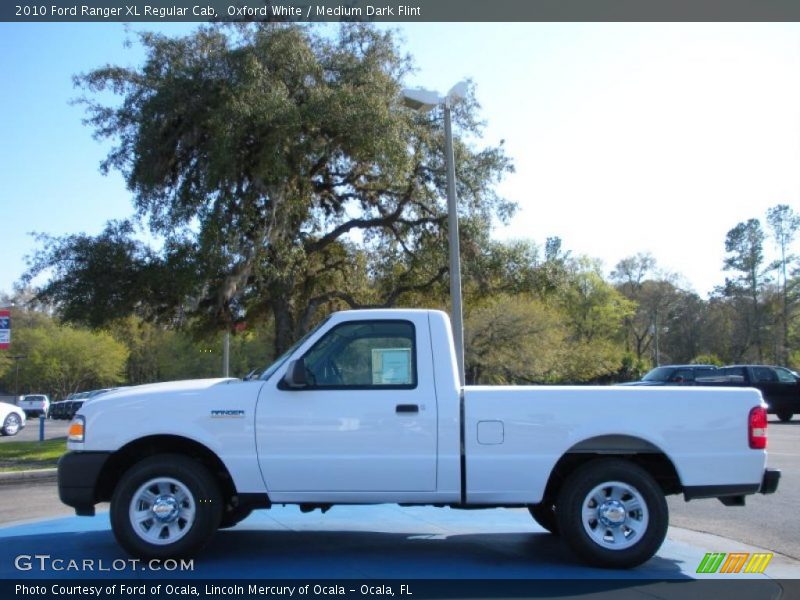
303 320 416 388
671 369 693 382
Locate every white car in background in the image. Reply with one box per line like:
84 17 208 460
0 402 26 436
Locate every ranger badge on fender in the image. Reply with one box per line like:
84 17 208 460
210 409 245 418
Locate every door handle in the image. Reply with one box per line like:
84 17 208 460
396 404 419 414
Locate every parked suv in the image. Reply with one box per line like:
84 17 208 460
622 365 718 386
695 365 800 422
18 394 50 418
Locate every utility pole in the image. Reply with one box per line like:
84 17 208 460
9 355 27 397
223 331 230 378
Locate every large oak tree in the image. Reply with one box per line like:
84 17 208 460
26 24 513 354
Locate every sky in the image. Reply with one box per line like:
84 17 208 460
1 22 800 298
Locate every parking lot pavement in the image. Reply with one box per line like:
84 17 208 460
1 504 799 581
0 418 69 443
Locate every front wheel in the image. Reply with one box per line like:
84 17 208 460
556 459 668 569
110 454 222 559
776 410 793 422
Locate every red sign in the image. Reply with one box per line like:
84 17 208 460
0 309 9 350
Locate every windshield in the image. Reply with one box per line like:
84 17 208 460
259 316 331 381
641 367 675 382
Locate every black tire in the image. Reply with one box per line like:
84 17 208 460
556 459 668 569
528 501 559 535
776 411 793 423
110 454 222 559
1 413 22 436
219 506 253 529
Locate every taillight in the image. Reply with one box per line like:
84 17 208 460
749 406 767 449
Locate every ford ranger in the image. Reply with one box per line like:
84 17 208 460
57 309 780 568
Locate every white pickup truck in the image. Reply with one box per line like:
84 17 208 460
58 309 780 568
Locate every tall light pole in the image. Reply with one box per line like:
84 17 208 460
223 330 230 378
402 82 468 385
8 355 26 398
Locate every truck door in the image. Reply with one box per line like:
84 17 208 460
255 317 438 493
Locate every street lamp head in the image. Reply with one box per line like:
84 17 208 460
402 81 468 112
401 87 442 112
446 81 468 102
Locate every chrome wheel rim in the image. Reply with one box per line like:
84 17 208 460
129 477 196 545
4 414 20 435
581 480 649 550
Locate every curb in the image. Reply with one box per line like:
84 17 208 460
0 468 57 485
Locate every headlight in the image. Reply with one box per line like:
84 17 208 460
68 416 85 442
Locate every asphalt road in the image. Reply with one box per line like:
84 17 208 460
0 417 70 443
668 415 799 559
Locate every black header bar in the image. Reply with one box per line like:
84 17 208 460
6 0 800 23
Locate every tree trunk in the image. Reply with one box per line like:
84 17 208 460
271 299 296 357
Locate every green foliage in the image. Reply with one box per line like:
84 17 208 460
724 218 768 290
27 24 513 356
720 218 772 362
766 204 800 365
0 308 128 399
560 259 634 344
13 26 800 380
462 252 634 384
690 354 724 367
464 294 564 384
616 353 650 382
107 315 276 383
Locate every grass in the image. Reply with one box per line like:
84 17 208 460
0 437 67 472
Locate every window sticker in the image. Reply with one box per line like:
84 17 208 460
371 348 412 385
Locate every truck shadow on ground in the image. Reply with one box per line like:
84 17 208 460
210 528 691 580
0 527 689 581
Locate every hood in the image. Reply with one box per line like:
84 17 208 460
83 378 241 407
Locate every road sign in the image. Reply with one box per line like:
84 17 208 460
0 309 9 350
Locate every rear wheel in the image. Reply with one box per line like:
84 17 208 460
776 410 793 422
110 454 222 559
556 459 668 568
528 501 559 535
1 413 21 436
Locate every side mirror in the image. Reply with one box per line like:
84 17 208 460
282 359 308 389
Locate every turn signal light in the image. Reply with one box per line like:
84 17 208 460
68 416 85 443
748 406 767 449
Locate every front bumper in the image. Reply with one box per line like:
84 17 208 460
57 451 111 516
